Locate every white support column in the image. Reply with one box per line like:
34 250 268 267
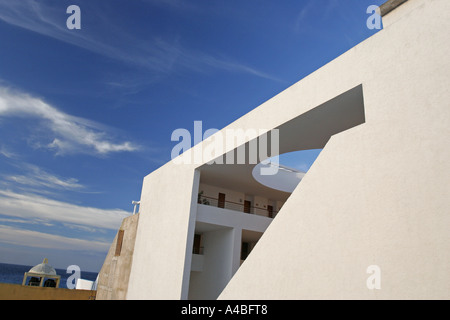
231 227 242 278
180 169 201 300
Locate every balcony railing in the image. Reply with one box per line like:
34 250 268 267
197 195 278 218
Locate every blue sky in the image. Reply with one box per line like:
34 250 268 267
0 0 384 272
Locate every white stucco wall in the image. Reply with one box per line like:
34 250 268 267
196 203 273 232
199 183 277 216
188 228 238 300
253 196 268 217
199 183 245 206
219 0 450 299
125 0 449 300
188 204 272 299
126 164 199 299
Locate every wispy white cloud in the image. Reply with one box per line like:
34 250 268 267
0 190 129 231
0 145 17 159
294 0 315 33
0 0 169 73
294 0 340 34
0 224 110 252
0 172 124 254
0 0 281 82
152 38 286 83
0 1 119 63
143 0 199 12
61 222 105 234
4 163 84 191
0 85 139 156
0 217 53 226
192 52 287 83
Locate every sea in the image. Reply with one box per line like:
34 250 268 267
0 262 98 289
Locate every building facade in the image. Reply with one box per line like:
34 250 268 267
97 0 450 300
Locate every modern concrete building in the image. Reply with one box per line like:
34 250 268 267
97 0 450 300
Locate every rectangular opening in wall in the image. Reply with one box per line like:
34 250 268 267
115 230 125 256
241 242 250 260
218 193 226 208
243 200 252 213
193 234 203 254
267 205 274 218
191 84 365 300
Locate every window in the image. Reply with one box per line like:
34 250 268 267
115 230 125 256
241 242 250 260
218 193 226 209
193 234 202 254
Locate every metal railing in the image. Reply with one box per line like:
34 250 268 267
197 195 277 218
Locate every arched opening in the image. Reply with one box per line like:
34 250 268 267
252 149 323 193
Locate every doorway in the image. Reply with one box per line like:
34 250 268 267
244 200 251 213
218 193 225 209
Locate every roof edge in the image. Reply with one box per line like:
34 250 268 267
380 0 409 16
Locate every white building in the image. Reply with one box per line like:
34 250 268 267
97 0 450 300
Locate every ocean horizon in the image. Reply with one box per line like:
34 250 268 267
0 262 98 289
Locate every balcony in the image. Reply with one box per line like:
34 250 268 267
197 195 278 218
